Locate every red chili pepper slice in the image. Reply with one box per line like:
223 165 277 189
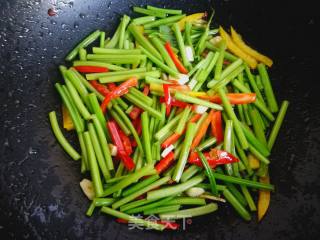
211 111 224 143
74 66 109 73
155 152 175 174
164 42 188 74
107 121 135 171
90 80 110 96
188 149 239 168
159 97 189 108
118 128 133 156
100 77 138 114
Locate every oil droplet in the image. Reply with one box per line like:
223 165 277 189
79 13 86 19
74 22 79 29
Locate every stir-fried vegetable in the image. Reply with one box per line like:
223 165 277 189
48 5 289 231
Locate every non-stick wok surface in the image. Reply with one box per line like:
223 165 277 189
0 0 319 239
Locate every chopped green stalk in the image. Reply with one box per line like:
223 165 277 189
150 36 177 71
125 93 162 119
92 115 114 170
86 198 114 217
122 175 159 197
197 149 218 196
258 63 279 112
83 132 104 197
172 23 190 68
175 92 223 110
195 183 226 192
88 123 111 180
73 61 126 71
144 15 185 29
55 83 84 133
198 137 217 151
112 176 170 209
105 24 121 48
118 15 131 49
125 196 174 214
248 144 270 164
141 112 153 163
129 87 153 106
160 203 218 220
205 41 238 62
181 165 201 182
133 7 167 18
144 205 181 215
128 24 163 60
79 48 87 61
88 93 110 138
268 100 289 150
66 69 89 99
185 21 194 53
196 12 214 56
49 111 81 160
102 164 156 197
78 133 88 170
148 173 205 200
212 171 274 191
234 136 253 175
92 48 142 55
223 188 251 221
172 122 197 182
146 5 182 15
101 207 165 231
225 182 247 207
139 46 179 77
99 32 105 48
218 88 248 149
120 198 157 212
132 16 156 25
207 65 244 89
214 41 226 80
241 122 270 157
164 197 206 206
248 105 268 146
65 78 91 120
155 112 183 140
175 106 191 134
240 186 257 211
223 120 234 175
244 65 266 106
65 30 101 61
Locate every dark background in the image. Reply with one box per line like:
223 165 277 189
0 0 319 239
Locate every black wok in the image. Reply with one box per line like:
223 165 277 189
0 0 319 239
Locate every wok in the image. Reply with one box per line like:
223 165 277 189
0 0 319 239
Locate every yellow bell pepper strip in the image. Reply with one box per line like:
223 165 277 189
62 104 74 131
248 153 260 169
219 27 258 69
258 175 271 221
230 27 273 67
177 13 206 31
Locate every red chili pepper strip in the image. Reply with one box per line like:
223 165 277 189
191 110 214 149
116 218 179 230
155 152 175 174
211 111 224 144
200 93 256 105
129 85 150 120
90 80 110 96
164 42 188 74
74 66 109 73
160 97 189 108
161 114 201 148
118 128 133 155
101 77 138 114
189 149 239 168
107 83 117 90
107 121 135 171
